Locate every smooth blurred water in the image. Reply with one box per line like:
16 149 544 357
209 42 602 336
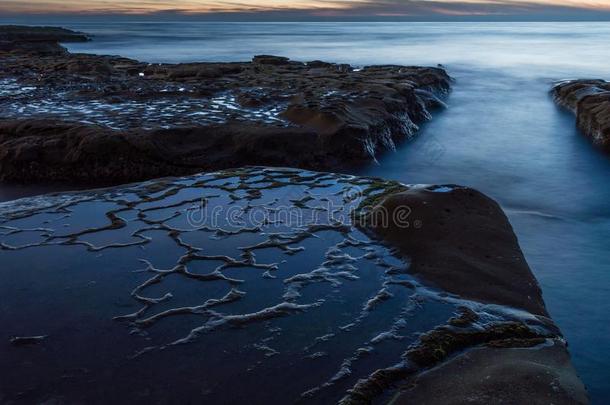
2 20 610 401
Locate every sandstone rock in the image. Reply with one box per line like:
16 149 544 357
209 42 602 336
358 185 547 315
0 119 326 183
306 60 333 68
253 54 292 65
0 40 67 55
552 79 610 151
342 183 588 404
392 342 587 405
0 27 451 184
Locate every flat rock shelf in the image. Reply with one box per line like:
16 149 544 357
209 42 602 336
0 167 587 404
0 26 451 183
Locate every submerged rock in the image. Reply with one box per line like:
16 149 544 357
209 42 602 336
0 25 451 184
0 168 586 403
552 79 610 151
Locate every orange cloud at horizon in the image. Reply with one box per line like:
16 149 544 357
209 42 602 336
0 0 358 14
2 0 610 16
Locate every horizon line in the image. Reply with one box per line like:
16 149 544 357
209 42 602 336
3 15 610 22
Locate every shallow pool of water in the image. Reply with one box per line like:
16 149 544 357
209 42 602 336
1 168 481 403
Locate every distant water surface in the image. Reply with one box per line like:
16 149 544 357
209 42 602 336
0 20 609 402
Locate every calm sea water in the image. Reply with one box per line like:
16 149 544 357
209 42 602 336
2 20 610 401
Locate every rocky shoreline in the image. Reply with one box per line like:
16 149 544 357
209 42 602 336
0 25 588 404
0 25 89 55
552 79 610 151
0 26 450 184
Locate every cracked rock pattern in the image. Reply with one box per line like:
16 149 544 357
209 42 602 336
0 54 449 132
0 78 288 130
0 167 558 404
0 29 451 182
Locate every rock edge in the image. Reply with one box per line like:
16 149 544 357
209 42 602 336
552 79 610 151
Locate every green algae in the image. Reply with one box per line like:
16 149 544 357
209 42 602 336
407 321 552 368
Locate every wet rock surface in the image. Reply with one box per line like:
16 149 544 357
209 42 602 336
552 79 610 151
0 167 586 404
391 342 587 405
0 26 450 184
358 185 547 316
342 181 588 404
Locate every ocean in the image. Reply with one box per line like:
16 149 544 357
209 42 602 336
2 20 610 402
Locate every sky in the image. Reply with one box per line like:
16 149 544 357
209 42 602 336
2 0 610 20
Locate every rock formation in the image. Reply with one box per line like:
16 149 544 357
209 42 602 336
0 26 450 184
347 182 588 404
552 79 610 151
0 167 588 404
0 25 88 55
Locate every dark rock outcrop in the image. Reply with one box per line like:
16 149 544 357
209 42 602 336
0 25 88 55
357 185 546 316
0 119 333 183
345 183 588 404
552 79 610 151
0 25 451 184
391 342 587 405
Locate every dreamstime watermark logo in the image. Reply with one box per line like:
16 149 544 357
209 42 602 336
185 186 422 230
358 203 422 230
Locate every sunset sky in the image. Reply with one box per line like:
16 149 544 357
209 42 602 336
2 0 610 19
